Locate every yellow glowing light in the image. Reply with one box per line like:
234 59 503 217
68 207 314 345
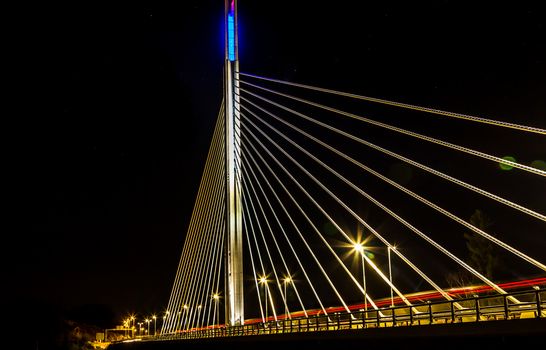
353 242 364 253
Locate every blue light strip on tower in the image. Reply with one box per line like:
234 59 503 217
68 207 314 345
227 2 235 61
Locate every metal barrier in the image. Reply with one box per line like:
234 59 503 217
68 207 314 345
156 288 545 340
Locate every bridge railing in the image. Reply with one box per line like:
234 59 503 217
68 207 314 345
157 288 544 340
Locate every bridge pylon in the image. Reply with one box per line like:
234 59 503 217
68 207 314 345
224 0 244 326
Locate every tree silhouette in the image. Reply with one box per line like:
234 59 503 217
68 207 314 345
464 209 499 280
445 209 501 289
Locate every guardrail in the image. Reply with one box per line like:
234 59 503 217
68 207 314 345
155 288 545 340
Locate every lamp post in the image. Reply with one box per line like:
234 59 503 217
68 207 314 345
183 304 188 330
145 319 150 336
213 294 220 328
152 315 157 336
123 319 129 338
137 322 143 336
353 242 367 314
130 316 135 338
388 246 394 307
197 305 203 329
283 276 292 319
259 276 268 323
177 311 181 331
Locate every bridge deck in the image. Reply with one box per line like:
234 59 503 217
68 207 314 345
110 318 546 349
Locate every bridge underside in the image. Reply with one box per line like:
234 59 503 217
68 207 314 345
111 318 546 349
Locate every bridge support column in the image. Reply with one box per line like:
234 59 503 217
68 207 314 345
225 0 244 326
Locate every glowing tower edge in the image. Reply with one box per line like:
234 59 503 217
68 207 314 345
224 0 243 326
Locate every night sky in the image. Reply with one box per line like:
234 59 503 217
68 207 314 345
12 0 545 329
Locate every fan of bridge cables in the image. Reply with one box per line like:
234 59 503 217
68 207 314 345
162 72 546 334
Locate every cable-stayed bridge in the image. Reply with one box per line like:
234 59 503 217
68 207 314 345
115 0 546 346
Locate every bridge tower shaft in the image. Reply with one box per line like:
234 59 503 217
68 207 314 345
224 0 244 326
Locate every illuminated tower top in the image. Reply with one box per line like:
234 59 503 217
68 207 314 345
227 0 236 61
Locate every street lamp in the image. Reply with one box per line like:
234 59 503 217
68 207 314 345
197 305 203 329
130 316 135 338
353 242 367 314
213 293 220 328
388 246 395 307
177 311 181 331
152 315 157 336
283 276 292 319
183 304 188 330
259 276 269 323
145 318 152 334
123 319 129 338
165 310 170 331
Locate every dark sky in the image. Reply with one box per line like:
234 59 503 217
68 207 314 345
12 0 545 327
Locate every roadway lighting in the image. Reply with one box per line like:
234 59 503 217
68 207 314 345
164 310 170 330
152 315 157 336
284 276 292 319
145 319 151 336
177 311 181 332
353 242 364 253
388 246 394 307
181 305 189 331
130 316 136 337
160 315 166 336
352 242 368 314
197 305 203 329
259 276 269 323
212 294 220 329
123 320 129 337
